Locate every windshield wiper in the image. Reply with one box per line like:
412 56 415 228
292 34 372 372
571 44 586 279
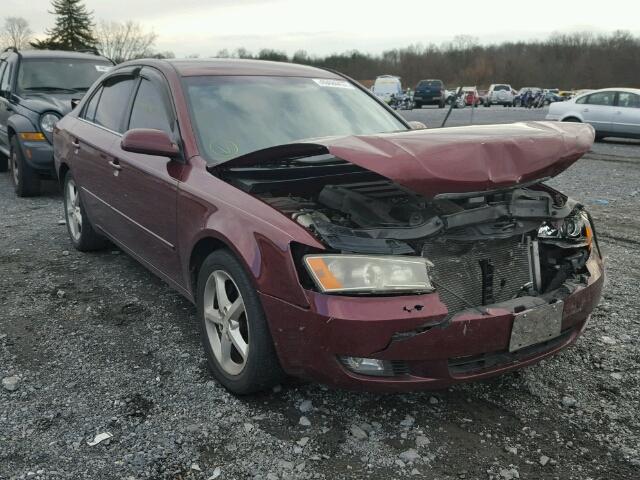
23 87 76 93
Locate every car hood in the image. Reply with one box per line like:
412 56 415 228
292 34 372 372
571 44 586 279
217 121 594 198
18 92 79 116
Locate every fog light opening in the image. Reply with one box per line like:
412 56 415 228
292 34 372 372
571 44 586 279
339 356 398 377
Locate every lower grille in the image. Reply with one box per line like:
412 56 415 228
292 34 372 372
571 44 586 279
423 237 532 317
448 327 574 375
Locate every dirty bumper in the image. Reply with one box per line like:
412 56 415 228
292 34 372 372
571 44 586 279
262 254 604 392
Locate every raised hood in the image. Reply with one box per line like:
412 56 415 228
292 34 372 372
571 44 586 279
218 121 594 198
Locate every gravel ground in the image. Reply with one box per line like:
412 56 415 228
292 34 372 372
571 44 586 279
1 114 639 479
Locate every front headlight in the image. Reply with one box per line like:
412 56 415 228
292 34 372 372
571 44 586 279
40 112 61 134
303 254 434 294
538 210 593 250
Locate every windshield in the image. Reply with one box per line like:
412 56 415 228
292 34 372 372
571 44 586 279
185 76 407 164
17 59 112 95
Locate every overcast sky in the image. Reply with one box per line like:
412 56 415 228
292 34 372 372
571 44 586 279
5 0 638 57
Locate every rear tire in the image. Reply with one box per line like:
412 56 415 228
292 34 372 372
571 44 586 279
0 153 7 172
562 117 581 123
197 250 285 395
438 101 445 109
414 102 422 109
10 137 40 197
63 171 108 251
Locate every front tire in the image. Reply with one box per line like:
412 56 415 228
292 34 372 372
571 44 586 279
10 137 40 197
197 250 285 394
63 171 108 251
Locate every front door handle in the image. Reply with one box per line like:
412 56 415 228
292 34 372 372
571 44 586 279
71 140 80 148
108 159 122 170
582 108 589 113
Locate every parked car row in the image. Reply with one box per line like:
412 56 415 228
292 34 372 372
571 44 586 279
1 52 605 396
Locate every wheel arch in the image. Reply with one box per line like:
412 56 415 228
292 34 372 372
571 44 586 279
561 115 582 123
188 235 241 299
58 162 70 189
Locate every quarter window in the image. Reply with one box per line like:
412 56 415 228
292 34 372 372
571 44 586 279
128 79 172 133
0 63 7 89
83 86 102 123
585 91 614 106
93 77 135 133
0 62 11 92
617 92 640 108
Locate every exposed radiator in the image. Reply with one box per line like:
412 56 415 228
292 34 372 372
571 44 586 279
422 236 533 317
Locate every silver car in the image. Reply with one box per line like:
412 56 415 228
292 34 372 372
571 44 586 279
546 88 640 140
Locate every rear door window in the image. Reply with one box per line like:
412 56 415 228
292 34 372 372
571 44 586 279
93 77 135 133
617 92 640 108
128 78 172 133
585 91 614 106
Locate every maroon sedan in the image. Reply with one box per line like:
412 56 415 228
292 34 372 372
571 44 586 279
53 59 604 394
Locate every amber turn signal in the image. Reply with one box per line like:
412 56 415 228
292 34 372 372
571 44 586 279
19 132 46 141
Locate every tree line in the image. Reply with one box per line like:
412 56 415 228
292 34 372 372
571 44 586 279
222 32 640 89
2 0 639 90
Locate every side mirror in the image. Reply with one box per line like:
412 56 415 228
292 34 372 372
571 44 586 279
71 98 81 109
408 121 427 130
121 128 180 158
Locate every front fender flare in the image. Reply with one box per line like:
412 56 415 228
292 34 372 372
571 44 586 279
7 114 38 137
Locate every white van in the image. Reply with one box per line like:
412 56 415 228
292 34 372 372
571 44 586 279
372 75 402 104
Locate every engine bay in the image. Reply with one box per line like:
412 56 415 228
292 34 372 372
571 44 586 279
220 155 596 308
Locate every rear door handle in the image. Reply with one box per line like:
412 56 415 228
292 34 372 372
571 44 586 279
108 159 122 170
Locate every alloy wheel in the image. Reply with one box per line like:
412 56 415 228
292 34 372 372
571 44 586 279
203 270 250 376
65 178 83 241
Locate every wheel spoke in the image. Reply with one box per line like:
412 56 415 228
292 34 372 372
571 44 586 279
220 333 233 366
214 272 232 311
224 297 243 323
228 326 248 360
204 305 223 326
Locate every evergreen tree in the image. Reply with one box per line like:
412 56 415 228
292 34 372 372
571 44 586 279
31 0 97 51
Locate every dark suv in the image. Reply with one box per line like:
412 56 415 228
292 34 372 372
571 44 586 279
0 48 112 196
413 79 445 108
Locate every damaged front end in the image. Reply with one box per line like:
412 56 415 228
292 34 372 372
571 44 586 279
223 157 598 315
210 121 603 385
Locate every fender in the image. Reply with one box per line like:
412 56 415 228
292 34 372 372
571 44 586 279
7 113 38 137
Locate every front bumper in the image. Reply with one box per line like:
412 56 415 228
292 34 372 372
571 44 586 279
263 253 604 392
414 95 442 103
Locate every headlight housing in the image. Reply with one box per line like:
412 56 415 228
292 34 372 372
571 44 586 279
303 254 434 294
40 112 61 134
538 210 593 248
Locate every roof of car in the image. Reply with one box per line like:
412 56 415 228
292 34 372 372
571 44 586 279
165 58 341 78
14 49 112 62
583 87 640 94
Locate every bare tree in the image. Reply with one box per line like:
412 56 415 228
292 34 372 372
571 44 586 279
1 17 33 50
95 21 157 63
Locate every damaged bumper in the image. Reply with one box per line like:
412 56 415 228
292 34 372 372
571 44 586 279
263 251 604 392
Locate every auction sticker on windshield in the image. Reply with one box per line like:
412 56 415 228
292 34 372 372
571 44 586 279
312 78 354 89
